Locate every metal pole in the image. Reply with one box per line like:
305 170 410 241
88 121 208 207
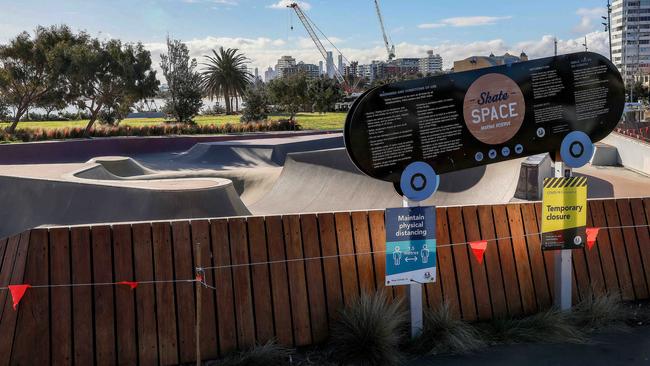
554 152 572 311
403 197 423 338
608 0 613 62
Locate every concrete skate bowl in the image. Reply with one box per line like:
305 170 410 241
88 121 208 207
170 134 344 167
250 148 524 215
0 174 250 240
74 156 227 181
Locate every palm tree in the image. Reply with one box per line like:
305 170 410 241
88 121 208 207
201 47 251 114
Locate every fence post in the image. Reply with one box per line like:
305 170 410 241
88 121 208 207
194 242 202 366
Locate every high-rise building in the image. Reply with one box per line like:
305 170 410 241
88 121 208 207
611 0 650 85
337 54 344 76
264 66 277 82
419 50 443 75
295 61 320 79
326 51 335 78
319 61 324 75
275 55 297 78
344 61 359 78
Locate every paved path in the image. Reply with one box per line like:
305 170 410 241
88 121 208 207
410 326 650 366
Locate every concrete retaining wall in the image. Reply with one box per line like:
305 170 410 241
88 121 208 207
602 132 650 175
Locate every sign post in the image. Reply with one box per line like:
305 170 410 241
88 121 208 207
404 198 423 338
553 154 574 311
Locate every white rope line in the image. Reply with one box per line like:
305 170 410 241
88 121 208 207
0 224 648 290
200 223 650 270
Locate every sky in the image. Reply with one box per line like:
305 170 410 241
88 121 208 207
0 0 612 76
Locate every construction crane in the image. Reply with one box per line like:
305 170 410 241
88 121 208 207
287 2 352 93
374 0 395 61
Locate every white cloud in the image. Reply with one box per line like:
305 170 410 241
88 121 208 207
419 16 511 29
573 7 605 33
183 0 239 4
268 0 311 10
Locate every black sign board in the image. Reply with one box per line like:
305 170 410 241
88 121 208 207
344 52 625 183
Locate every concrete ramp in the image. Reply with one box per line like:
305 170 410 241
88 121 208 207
86 156 156 176
172 134 344 167
250 148 523 215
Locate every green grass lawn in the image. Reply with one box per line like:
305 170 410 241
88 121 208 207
0 112 347 131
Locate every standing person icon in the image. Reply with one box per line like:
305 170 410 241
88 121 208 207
393 246 402 266
421 244 430 264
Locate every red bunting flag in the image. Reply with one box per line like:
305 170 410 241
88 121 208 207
469 240 488 265
8 284 31 310
195 273 204 283
586 227 600 250
118 281 138 289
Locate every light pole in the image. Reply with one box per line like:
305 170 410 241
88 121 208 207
603 0 612 61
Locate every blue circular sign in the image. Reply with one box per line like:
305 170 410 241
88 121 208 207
488 149 497 159
515 144 524 154
501 147 511 157
560 131 594 168
475 152 484 162
400 162 439 201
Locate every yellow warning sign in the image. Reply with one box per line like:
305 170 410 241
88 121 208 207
541 177 588 250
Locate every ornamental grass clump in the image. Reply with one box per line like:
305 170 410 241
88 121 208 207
330 291 407 366
571 291 629 332
213 341 293 366
481 308 586 345
408 302 485 356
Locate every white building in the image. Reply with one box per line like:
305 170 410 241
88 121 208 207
264 66 277 82
419 50 443 75
326 51 335 78
611 0 650 85
275 55 297 78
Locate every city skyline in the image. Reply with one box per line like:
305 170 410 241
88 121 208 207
0 0 611 76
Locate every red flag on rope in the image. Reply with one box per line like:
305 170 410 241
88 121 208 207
118 281 138 289
8 284 31 310
195 273 204 283
469 240 488 265
586 227 600 250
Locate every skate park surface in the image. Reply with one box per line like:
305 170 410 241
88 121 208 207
1 131 649 239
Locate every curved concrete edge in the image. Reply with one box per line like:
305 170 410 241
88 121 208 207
602 132 650 175
0 174 251 240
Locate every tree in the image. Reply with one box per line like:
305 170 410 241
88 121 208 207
627 80 648 102
240 84 269 122
0 25 81 133
160 37 203 123
267 73 309 121
35 89 67 120
308 76 344 113
201 47 251 114
69 38 159 132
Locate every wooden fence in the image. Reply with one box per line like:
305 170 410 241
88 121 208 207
0 197 649 365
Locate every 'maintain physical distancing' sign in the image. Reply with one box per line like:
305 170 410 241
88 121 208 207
541 177 588 250
384 206 436 286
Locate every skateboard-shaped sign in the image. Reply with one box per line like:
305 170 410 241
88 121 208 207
344 52 624 198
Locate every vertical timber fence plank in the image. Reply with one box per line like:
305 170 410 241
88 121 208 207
603 200 635 300
447 207 478 321
506 204 537 314
351 211 376 294
318 213 344 324
631 198 650 295
368 211 389 294
335 212 360 306
91 226 117 366
70 227 94 366
50 227 73 366
190 220 218 361
583 202 606 296
422 209 443 311
152 222 180 364
300 214 329 344
521 203 551 310
0 232 30 366
211 219 238 354
132 223 160 366
265 215 294 346
11 229 50 365
246 216 275 344
436 207 461 318
617 199 649 299
588 201 620 296
172 221 197 363
113 224 138 366
476 205 508 318
492 205 523 316
283 215 312 346
229 218 256 349
461 206 493 320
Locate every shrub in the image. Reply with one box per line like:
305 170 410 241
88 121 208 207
480 308 586 345
571 291 628 332
330 291 407 366
0 120 303 143
408 302 485 356
211 341 292 366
